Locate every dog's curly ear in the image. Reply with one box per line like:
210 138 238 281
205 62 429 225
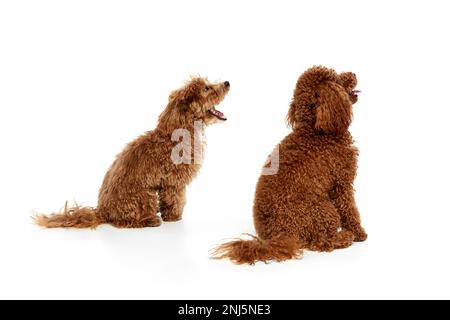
287 66 339 128
169 78 203 108
315 82 352 135
339 72 357 89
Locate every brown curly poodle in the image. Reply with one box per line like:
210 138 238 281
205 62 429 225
34 77 230 228
211 66 367 264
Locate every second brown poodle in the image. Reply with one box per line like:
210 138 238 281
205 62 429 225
34 77 230 228
212 66 367 264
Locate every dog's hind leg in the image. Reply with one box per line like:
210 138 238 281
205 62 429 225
159 185 186 222
110 191 161 228
306 200 354 252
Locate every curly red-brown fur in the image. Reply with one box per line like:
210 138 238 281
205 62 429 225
212 66 367 264
33 202 100 229
34 77 230 228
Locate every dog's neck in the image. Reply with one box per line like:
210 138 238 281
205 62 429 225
292 118 316 135
293 122 351 139
157 118 205 135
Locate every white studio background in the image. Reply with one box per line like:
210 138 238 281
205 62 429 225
0 0 449 299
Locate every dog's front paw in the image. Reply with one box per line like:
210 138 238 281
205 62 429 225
353 228 368 242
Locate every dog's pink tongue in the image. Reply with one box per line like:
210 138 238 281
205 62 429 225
209 108 227 120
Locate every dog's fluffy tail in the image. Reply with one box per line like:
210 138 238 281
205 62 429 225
33 202 101 229
210 234 303 265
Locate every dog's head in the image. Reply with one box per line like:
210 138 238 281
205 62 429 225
287 66 359 135
158 77 230 131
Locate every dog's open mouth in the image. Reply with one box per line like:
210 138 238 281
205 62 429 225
208 107 227 121
350 90 361 98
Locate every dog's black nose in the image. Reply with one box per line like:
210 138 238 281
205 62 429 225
224 81 230 88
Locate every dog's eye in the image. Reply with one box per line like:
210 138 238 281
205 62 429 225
204 86 210 92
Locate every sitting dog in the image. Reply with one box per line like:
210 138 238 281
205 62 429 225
212 66 367 264
34 77 230 228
